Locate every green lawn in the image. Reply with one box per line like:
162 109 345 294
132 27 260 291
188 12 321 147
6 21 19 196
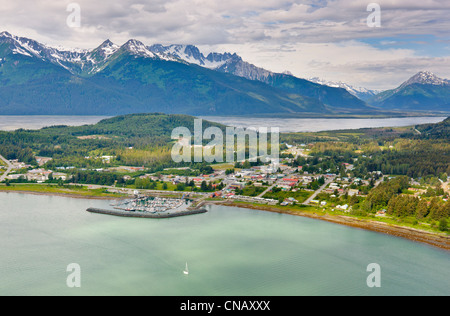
241 185 268 197
263 190 313 203
211 163 236 171
0 184 126 198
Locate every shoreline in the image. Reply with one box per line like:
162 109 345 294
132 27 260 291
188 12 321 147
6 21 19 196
0 189 126 200
212 201 450 252
1 190 449 251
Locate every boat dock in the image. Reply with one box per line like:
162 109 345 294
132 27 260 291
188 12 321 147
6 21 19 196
86 207 207 218
87 196 207 218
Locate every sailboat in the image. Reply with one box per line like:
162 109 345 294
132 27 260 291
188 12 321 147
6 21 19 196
183 262 189 275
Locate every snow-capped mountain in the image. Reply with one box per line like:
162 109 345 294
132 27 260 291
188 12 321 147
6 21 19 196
369 71 450 112
400 71 450 88
0 31 88 69
122 39 157 59
91 40 120 59
0 33 187 75
148 44 274 82
0 31 377 115
308 77 380 101
0 31 372 99
148 44 228 68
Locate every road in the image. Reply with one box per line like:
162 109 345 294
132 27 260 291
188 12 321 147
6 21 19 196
256 168 297 198
257 182 277 198
0 154 13 182
73 183 210 197
374 176 386 188
442 181 450 194
302 176 336 206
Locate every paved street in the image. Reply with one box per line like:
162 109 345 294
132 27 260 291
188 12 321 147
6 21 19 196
302 176 336 205
0 154 13 182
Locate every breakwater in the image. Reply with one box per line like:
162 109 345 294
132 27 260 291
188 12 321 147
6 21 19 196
86 207 207 218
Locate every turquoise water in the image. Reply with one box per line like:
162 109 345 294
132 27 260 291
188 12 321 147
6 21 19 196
200 116 447 133
0 116 445 133
0 192 449 296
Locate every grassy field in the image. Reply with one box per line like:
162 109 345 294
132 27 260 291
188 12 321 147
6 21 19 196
211 163 236 171
263 190 313 203
230 200 449 235
127 182 200 192
0 183 126 198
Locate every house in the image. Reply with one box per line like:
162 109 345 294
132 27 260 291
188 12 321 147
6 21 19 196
284 197 298 204
35 157 53 166
101 156 115 164
277 184 293 191
52 172 67 181
229 182 246 190
26 169 52 182
193 178 210 187
329 183 340 190
123 175 132 182
348 189 359 197
336 204 349 211
211 191 222 198
7 174 25 180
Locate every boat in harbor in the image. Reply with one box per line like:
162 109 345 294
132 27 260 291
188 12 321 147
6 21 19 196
183 262 189 275
87 196 207 218
114 196 189 213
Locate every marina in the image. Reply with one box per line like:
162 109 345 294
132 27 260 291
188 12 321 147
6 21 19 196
87 196 207 218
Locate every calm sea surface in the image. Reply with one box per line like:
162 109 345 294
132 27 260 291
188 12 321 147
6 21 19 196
201 116 447 133
0 192 448 296
0 116 110 131
0 116 446 133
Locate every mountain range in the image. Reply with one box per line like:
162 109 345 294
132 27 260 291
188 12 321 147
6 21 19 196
0 31 448 116
0 32 377 116
369 71 450 112
308 78 380 101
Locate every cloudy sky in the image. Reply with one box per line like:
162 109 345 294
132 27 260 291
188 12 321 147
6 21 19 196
1 0 450 90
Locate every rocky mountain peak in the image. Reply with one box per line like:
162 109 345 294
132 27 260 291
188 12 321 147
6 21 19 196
401 71 450 88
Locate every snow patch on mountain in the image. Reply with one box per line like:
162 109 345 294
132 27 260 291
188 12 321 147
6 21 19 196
148 44 231 68
400 71 450 88
98 40 119 58
308 77 380 100
123 39 156 59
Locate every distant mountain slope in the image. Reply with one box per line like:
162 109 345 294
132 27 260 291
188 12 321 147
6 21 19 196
90 49 329 115
416 117 450 139
369 71 450 112
308 77 379 101
265 73 377 113
42 112 227 139
150 44 374 112
0 32 379 116
0 35 328 116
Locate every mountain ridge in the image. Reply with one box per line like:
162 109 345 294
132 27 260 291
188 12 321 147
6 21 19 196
369 71 450 112
0 32 382 116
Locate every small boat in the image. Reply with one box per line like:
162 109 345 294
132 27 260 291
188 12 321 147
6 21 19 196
183 262 189 275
